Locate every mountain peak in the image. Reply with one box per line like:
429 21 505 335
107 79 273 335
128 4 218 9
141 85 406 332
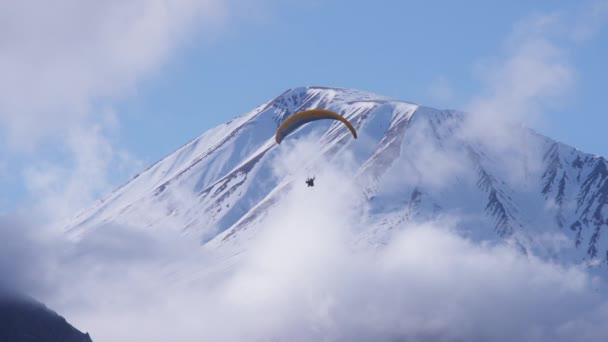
266 86 416 122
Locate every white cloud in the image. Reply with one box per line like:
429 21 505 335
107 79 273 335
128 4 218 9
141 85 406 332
452 9 602 187
13 141 601 342
570 0 608 42
191 158 607 342
0 137 603 342
0 0 229 150
415 8 607 190
461 2 608 161
23 120 142 220
464 14 574 155
385 114 470 191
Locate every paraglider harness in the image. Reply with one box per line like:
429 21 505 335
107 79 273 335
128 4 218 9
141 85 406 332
306 176 315 187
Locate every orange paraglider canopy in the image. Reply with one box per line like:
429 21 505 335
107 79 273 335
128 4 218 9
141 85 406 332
275 109 357 144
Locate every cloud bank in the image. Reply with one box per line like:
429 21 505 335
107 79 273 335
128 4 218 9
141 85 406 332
1 141 602 342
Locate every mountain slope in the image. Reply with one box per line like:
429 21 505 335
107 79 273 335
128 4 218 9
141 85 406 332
0 293 92 342
64 86 608 265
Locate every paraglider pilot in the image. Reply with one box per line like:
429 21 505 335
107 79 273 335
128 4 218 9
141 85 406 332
306 176 315 187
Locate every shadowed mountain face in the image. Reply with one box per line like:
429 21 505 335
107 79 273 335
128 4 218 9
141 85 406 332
0 293 92 342
63 86 608 266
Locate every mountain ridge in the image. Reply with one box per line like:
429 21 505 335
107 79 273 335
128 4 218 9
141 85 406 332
0 292 93 342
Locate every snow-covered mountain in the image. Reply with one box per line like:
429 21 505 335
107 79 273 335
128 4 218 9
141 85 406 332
63 86 608 266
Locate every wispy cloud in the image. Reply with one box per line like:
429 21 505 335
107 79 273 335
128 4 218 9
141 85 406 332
455 3 606 186
375 6 605 196
0 0 230 150
463 13 573 160
570 0 608 42
23 120 142 220
464 1 607 146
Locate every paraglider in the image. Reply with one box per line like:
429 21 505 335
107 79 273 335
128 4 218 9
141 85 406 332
274 109 357 144
305 176 315 187
275 109 357 187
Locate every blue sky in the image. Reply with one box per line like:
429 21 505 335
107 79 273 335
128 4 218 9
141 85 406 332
0 0 607 216
117 0 607 160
